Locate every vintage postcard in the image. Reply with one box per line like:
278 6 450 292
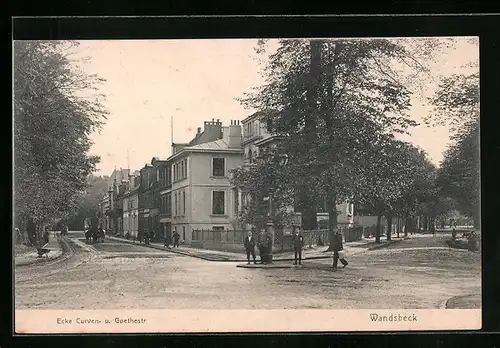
13 36 480 333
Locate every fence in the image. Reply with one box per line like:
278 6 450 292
191 226 364 253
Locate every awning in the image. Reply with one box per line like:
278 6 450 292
159 218 172 223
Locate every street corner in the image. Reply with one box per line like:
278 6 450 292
445 294 481 309
236 263 294 269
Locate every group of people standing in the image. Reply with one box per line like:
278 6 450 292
164 230 181 248
243 226 349 269
244 229 273 264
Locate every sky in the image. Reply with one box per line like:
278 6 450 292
71 38 478 176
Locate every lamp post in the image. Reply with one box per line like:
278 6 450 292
262 152 288 263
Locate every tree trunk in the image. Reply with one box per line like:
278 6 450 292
27 217 36 246
404 212 409 237
299 40 323 232
375 214 382 244
396 215 400 238
325 192 338 252
386 214 393 241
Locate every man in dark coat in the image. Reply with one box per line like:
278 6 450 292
332 231 344 269
164 233 172 248
243 231 257 264
173 230 180 248
293 226 304 265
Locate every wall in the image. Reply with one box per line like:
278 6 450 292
188 152 243 186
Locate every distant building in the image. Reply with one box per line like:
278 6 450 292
101 168 130 234
167 119 243 245
158 161 172 241
122 171 140 238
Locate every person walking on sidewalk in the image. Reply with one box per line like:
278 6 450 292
332 231 348 269
293 226 304 265
173 230 180 248
164 233 172 249
244 231 257 264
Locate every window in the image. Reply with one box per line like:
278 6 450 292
212 158 225 177
247 149 253 164
213 226 224 231
182 226 186 241
182 191 186 215
212 191 225 215
157 168 160 182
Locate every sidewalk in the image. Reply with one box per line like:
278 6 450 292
15 236 63 267
107 234 406 262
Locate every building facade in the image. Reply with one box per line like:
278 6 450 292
101 168 130 234
158 161 172 240
138 163 154 240
122 171 140 238
168 119 243 245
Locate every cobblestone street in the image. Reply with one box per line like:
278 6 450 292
15 231 481 310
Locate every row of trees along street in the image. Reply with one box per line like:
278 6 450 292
14 41 108 245
230 38 479 247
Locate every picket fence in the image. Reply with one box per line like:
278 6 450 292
191 226 364 253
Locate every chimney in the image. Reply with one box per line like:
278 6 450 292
197 127 201 134
222 126 229 143
228 121 242 148
202 119 223 141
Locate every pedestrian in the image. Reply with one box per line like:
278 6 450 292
173 230 180 248
244 231 257 264
293 226 304 265
257 230 267 264
164 233 171 249
332 230 348 269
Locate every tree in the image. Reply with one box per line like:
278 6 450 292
353 137 435 243
239 38 444 248
425 42 480 228
67 175 110 230
231 147 296 231
436 120 480 227
14 40 107 244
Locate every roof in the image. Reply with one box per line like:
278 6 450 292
241 111 264 124
167 138 242 161
188 139 230 150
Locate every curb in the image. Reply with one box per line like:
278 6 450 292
236 264 293 269
15 236 68 267
107 237 334 262
443 294 481 309
439 298 450 309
